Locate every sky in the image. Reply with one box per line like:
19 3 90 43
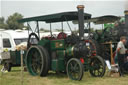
0 0 128 30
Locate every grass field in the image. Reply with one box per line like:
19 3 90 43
0 65 128 85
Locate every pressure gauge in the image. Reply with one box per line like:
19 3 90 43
86 43 90 46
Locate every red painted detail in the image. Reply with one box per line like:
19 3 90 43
57 32 67 39
92 51 96 56
85 40 89 42
80 58 85 64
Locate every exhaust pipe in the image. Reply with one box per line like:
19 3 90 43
77 5 85 39
124 10 128 47
124 10 128 29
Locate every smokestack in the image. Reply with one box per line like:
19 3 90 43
125 1 128 10
125 10 128 28
77 5 85 39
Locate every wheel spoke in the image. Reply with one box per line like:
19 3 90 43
26 47 43 75
89 56 105 77
67 58 83 80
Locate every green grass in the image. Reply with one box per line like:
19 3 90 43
0 65 128 85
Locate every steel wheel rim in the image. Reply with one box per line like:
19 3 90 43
26 48 43 76
90 58 103 76
67 60 81 80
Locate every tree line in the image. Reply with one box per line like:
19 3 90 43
0 12 98 32
0 12 24 30
0 12 67 31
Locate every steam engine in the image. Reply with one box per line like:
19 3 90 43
92 10 128 60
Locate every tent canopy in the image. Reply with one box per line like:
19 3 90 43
73 15 120 24
19 11 91 23
85 15 120 24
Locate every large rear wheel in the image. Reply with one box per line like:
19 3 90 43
89 56 106 77
26 46 47 76
67 58 84 81
38 46 50 76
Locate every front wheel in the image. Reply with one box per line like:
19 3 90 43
89 56 106 77
66 58 84 81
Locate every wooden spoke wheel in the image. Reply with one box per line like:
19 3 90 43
89 56 106 77
67 58 84 81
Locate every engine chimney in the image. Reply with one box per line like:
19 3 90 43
125 10 128 29
77 5 85 39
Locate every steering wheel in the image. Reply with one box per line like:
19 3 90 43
27 33 40 48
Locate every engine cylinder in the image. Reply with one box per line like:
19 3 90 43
65 41 90 57
73 41 90 57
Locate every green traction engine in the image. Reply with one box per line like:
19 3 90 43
19 5 106 81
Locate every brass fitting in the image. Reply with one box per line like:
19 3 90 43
124 10 128 15
77 5 85 9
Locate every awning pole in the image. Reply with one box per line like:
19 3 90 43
61 22 63 32
50 23 52 37
27 22 33 33
27 22 29 37
88 22 91 38
64 17 72 33
37 21 40 39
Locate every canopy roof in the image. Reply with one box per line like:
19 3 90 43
19 11 91 23
73 15 120 24
85 15 120 24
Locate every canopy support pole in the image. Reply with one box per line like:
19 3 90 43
50 23 52 37
61 22 63 33
61 22 64 38
27 22 29 38
102 24 104 31
36 21 40 39
64 17 72 33
27 22 33 33
88 22 91 38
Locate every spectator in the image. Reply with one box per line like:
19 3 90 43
116 36 127 76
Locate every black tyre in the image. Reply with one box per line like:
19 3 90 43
67 58 84 81
89 56 106 77
4 62 11 72
25 46 44 76
27 33 40 48
38 46 50 76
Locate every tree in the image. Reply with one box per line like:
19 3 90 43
0 17 7 29
55 29 64 32
0 17 5 24
6 13 24 30
40 28 50 32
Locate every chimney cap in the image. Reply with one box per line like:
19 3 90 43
77 5 84 9
124 10 128 15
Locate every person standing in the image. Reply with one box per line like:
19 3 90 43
116 36 127 76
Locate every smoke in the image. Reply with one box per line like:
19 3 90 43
125 0 128 10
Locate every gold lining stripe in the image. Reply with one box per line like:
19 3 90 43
64 50 65 56
125 11 128 15
71 46 74 56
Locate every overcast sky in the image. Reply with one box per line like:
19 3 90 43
0 0 128 30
